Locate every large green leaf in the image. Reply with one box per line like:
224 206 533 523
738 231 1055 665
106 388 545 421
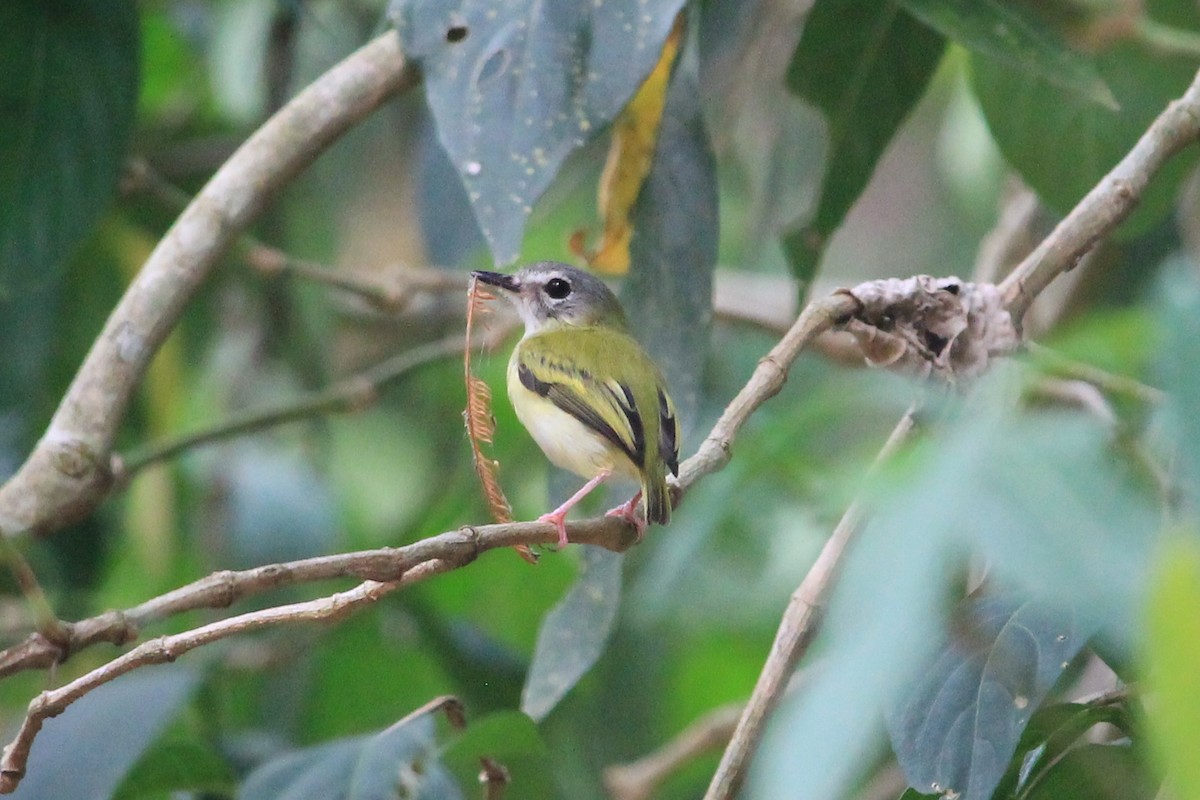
521 544 622 722
0 0 139 281
749 374 1158 800
1021 744 1157 800
896 0 1113 107
623 63 717 423
783 1 945 285
992 700 1133 799
0 1 138 434
972 33 1199 239
887 596 1089 800
390 0 686 265
10 666 199 800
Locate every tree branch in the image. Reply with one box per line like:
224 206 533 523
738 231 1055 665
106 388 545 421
703 408 918 800
999 66 1200 326
604 703 743 800
0 31 418 539
122 158 468 313
112 325 515 483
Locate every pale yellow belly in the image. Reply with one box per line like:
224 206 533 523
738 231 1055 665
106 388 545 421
507 366 638 482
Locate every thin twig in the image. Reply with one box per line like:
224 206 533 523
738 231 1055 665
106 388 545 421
999 65 1200 326
0 32 418 539
1026 343 1164 406
112 327 513 482
703 408 918 800
972 180 1042 286
122 158 468 312
604 703 743 800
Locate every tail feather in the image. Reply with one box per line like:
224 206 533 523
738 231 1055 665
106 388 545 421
643 474 671 526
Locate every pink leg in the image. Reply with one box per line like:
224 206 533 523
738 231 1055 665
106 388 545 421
539 470 611 547
605 490 646 541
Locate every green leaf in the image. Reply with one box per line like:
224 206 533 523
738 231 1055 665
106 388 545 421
896 0 1114 107
1155 258 1200 505
887 596 1089 800
993 700 1131 799
441 711 554 798
623 56 716 426
0 0 139 280
1022 743 1156 800
1144 538 1200 800
972 34 1199 239
390 0 687 265
750 373 1158 800
0 1 138 434
521 545 622 721
10 666 199 800
783 1 945 285
112 736 235 800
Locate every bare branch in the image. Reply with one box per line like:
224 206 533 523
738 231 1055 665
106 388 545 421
1000 66 1200 326
604 703 743 800
703 408 918 800
122 157 468 313
678 291 860 490
0 31 418 539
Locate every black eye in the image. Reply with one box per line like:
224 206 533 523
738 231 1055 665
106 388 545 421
545 277 571 299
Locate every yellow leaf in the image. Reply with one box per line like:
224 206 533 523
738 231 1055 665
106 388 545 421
1145 535 1200 799
573 14 684 275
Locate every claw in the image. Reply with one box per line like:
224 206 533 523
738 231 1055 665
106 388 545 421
538 509 571 548
605 491 646 541
536 469 611 547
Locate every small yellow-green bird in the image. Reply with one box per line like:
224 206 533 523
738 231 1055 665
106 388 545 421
473 263 680 547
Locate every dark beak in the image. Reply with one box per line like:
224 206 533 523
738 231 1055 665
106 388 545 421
471 271 519 292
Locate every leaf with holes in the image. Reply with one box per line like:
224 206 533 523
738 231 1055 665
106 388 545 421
887 595 1090 800
390 0 687 265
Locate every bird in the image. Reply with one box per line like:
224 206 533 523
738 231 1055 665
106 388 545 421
472 262 680 547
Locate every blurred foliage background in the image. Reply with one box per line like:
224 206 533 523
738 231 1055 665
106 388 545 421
3 0 1200 798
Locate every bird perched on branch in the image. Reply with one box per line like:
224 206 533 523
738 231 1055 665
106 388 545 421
472 262 680 546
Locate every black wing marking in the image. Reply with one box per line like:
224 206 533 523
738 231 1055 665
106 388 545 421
517 361 646 468
658 388 679 477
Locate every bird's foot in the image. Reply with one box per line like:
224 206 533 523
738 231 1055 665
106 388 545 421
537 509 571 548
605 491 646 541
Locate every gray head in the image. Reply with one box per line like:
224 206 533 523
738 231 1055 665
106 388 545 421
472 262 628 334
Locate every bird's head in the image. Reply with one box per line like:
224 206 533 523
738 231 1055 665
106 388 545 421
472 262 628 334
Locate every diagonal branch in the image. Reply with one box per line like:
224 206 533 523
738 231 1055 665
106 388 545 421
703 407 918 800
112 325 515 483
0 31 418 539
1000 66 1200 326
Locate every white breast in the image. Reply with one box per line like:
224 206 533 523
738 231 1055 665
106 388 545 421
507 358 639 482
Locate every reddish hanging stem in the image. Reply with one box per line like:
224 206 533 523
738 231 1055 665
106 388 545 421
464 277 538 564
